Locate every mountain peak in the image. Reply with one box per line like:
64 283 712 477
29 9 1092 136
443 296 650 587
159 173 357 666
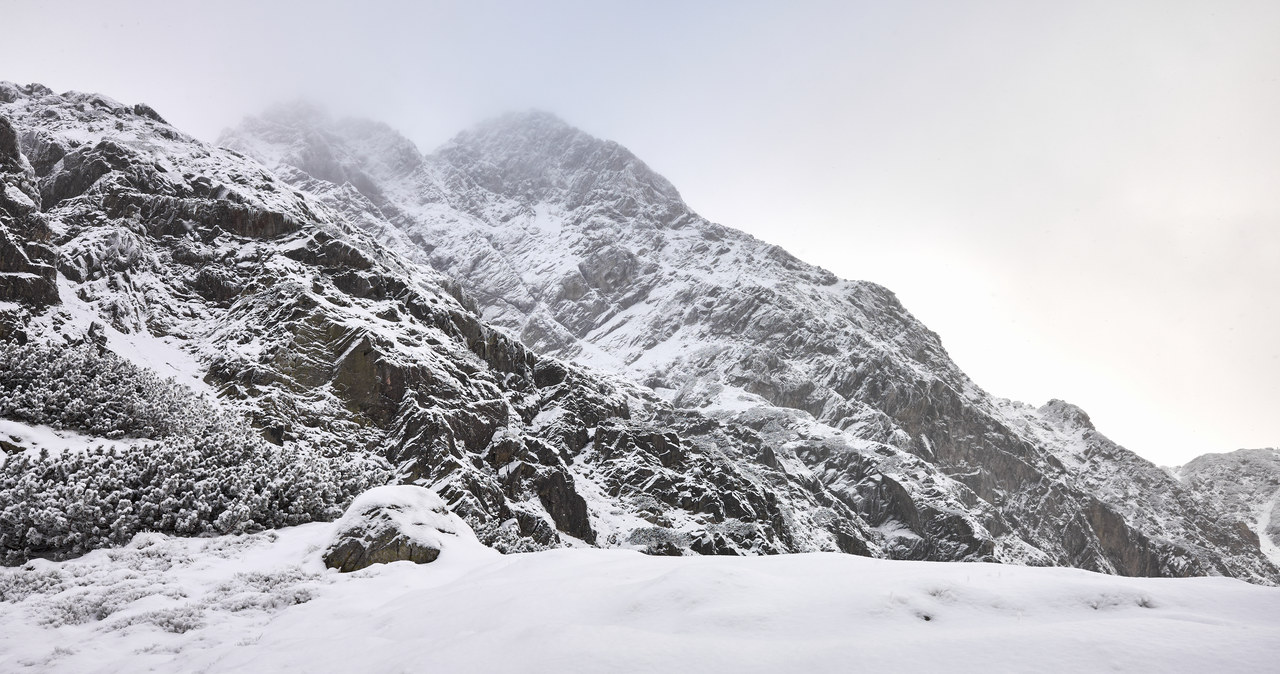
478 108 572 133
445 108 596 160
438 109 688 219
1039 399 1096 431
219 102 423 187
248 99 333 128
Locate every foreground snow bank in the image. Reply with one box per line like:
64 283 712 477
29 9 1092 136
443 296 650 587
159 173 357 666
1 522 1277 673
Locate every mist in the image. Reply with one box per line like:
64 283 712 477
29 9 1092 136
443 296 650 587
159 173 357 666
4 0 1277 465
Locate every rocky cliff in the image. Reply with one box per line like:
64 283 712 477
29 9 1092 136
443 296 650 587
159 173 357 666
1177 448 1280 568
1 83 1028 564
221 104 1279 582
0 82 1272 582
0 111 58 324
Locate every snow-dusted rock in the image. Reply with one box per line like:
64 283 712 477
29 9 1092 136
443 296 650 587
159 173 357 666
1 82 960 564
222 105 1280 583
2 79 1275 584
1178 448 1280 567
324 485 482 572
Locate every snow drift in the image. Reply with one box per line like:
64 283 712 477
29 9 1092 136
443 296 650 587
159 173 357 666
0 521 1276 673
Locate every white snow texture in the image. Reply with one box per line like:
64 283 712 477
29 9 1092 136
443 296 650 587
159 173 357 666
0 514 1277 673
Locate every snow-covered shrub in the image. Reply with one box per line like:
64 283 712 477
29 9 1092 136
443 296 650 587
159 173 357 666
0 339 391 565
0 339 201 439
470 518 550 554
0 424 390 565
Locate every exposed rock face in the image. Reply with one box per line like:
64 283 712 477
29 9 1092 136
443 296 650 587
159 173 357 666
0 83 1011 564
221 106 1279 583
323 485 481 572
0 108 58 318
1177 448 1280 568
1 81 1274 582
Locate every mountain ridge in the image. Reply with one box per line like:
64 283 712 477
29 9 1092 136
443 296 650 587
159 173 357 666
0 81 1273 583
1 81 1018 567
221 99 1279 582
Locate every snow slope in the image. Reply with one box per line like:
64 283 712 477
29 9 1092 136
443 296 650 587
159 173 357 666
0 522 1276 674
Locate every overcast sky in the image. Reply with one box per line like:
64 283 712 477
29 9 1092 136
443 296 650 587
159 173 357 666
4 0 1277 465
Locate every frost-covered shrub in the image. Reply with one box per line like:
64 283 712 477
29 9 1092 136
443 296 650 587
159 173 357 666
470 519 551 554
0 339 202 439
0 340 391 565
0 424 390 565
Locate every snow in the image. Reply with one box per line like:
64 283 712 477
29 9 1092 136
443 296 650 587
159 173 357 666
32 279 215 397
529 405 566 429
699 383 773 412
1 523 1277 673
1257 487 1280 566
0 418 152 458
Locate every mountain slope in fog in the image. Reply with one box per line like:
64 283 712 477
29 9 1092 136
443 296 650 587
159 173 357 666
222 105 1278 582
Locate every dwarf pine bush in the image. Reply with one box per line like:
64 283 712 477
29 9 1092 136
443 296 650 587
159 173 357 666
0 339 198 439
0 340 390 565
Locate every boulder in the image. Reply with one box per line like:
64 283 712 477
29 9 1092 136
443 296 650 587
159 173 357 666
323 485 485 572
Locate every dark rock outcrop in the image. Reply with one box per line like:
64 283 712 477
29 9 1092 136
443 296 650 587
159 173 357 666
0 115 58 312
323 486 480 572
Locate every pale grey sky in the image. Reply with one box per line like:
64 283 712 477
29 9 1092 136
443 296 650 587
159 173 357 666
3 0 1277 464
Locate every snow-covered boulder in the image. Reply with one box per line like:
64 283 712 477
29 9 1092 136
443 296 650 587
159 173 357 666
323 486 482 572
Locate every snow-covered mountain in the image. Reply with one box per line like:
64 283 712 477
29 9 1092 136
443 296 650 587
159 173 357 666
221 104 1279 583
1177 448 1280 567
0 82 1275 585
0 83 1010 567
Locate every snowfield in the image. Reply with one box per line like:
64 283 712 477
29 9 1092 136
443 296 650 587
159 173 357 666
1 522 1277 673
